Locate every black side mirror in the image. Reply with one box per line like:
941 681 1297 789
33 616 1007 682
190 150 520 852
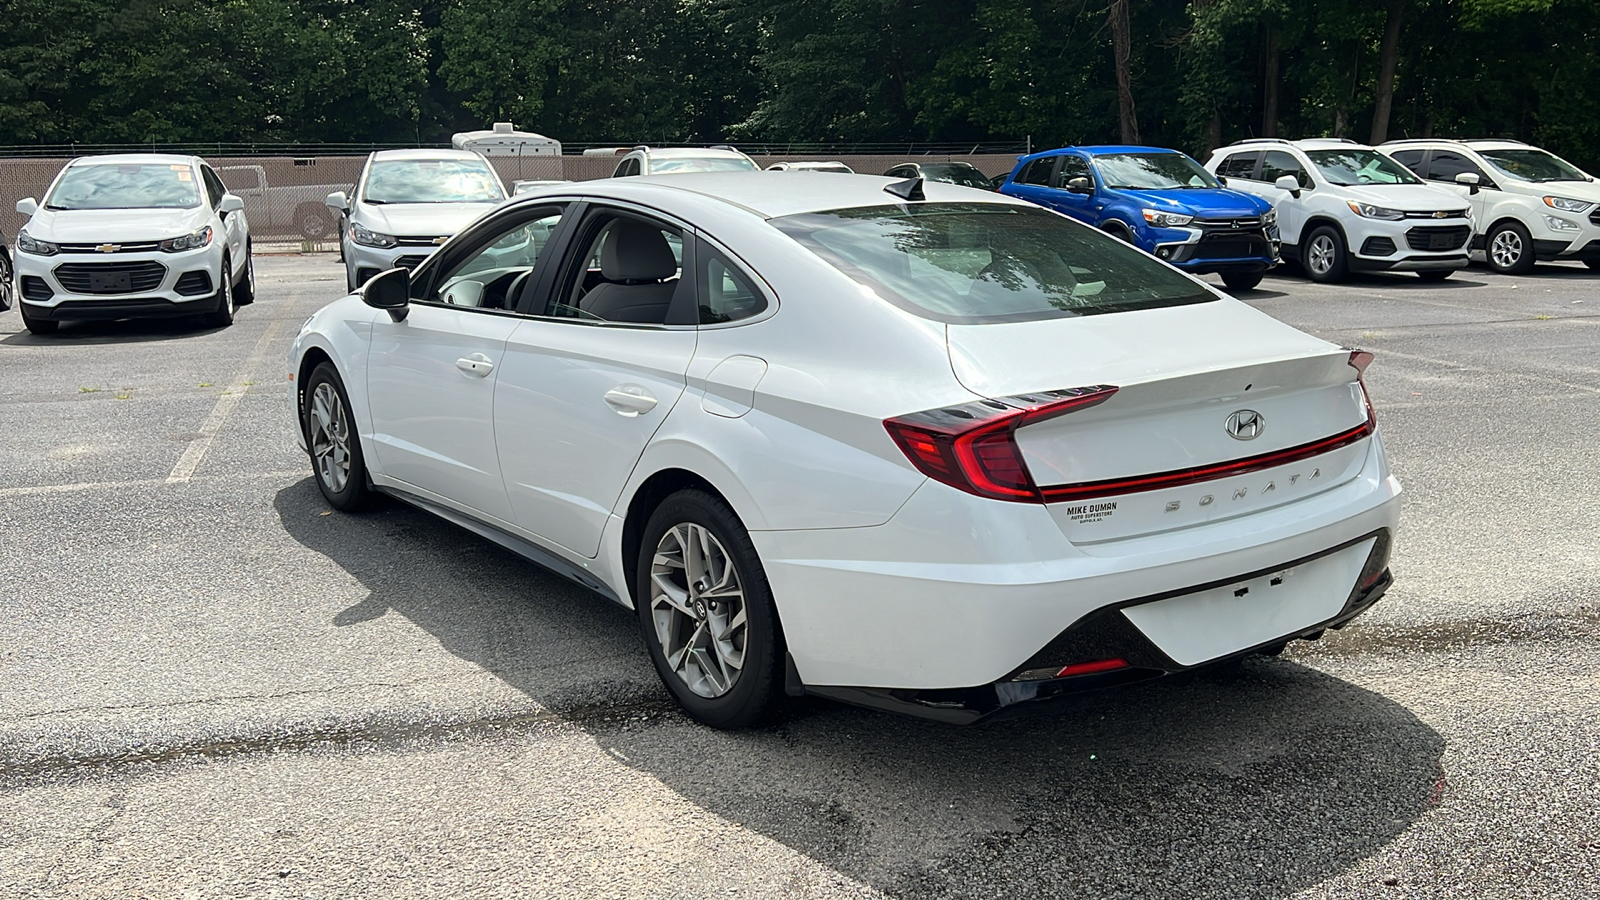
1067 176 1094 195
361 267 411 321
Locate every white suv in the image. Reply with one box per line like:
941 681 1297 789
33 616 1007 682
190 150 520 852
1381 139 1600 274
611 146 758 177
1206 139 1473 283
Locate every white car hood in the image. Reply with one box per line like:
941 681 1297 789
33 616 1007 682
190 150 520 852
1503 178 1600 203
24 206 211 243
353 202 499 238
1339 183 1469 212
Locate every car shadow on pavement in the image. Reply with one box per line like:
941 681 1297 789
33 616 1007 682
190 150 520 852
0 316 221 345
277 479 1444 900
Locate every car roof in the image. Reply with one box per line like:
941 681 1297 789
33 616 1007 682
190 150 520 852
71 153 199 167
369 148 490 162
1075 145 1184 156
516 171 1033 220
641 147 750 160
1292 139 1376 151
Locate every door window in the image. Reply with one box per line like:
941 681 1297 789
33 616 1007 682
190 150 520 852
1018 158 1056 186
200 166 226 208
1215 152 1261 181
1053 155 1091 187
1260 150 1311 188
1422 150 1490 185
547 209 690 325
427 205 567 312
695 244 768 324
1387 148 1426 176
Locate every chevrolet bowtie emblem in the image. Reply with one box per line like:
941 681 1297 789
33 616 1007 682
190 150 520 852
96 243 121 253
432 236 449 245
1433 211 1448 218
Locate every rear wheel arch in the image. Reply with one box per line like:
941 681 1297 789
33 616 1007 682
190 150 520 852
622 469 733 609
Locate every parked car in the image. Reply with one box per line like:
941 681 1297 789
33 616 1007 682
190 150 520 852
1381 139 1600 273
1206 139 1473 283
883 161 995 189
512 179 572 196
289 173 1400 728
1000 146 1278 292
611 146 759 177
216 164 348 240
325 149 508 292
12 153 254 334
766 161 854 173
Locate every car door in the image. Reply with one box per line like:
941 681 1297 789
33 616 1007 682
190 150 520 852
1003 157 1061 213
493 204 700 557
201 165 247 270
363 201 571 523
1048 154 1097 223
1418 149 1493 222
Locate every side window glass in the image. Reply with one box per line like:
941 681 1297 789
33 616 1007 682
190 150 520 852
1216 152 1261 181
430 205 566 312
200 167 224 208
1388 149 1426 176
1020 159 1054 186
697 246 768 324
1054 156 1091 186
1260 151 1310 188
549 211 686 325
1424 150 1485 182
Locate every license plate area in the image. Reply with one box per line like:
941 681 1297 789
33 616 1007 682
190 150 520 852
89 271 133 292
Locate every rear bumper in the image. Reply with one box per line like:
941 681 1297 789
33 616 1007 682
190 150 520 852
753 434 1402 696
810 531 1391 724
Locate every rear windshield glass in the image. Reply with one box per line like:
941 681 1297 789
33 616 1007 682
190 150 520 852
770 203 1215 324
363 159 505 204
47 163 201 210
919 164 995 190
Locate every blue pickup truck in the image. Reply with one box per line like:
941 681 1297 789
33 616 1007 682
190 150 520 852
999 145 1278 291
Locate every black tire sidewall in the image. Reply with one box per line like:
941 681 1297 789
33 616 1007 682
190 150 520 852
1222 271 1264 292
635 489 782 729
236 242 255 304
303 362 369 511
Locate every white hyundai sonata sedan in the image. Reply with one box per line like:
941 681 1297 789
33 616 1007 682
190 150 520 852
287 172 1401 727
13 154 253 334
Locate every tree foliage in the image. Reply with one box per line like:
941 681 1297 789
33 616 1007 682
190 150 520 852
0 0 1596 167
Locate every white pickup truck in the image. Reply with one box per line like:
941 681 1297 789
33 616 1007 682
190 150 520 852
217 165 352 240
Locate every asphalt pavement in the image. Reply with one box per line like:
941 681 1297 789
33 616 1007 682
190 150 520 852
1 254 1596 899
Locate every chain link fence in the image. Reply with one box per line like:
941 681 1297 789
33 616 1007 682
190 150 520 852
0 151 1023 248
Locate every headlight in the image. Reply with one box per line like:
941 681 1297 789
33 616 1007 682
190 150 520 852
1141 209 1194 228
351 223 397 249
1261 209 1277 226
1346 201 1405 220
1543 215 1580 232
1543 196 1593 213
159 226 213 253
15 230 59 256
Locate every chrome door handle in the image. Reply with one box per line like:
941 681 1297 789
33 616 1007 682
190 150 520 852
455 353 494 377
604 386 658 416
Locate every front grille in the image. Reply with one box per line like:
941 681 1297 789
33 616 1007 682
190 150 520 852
394 255 430 269
53 261 167 294
395 236 448 247
175 271 213 296
1195 216 1263 230
1361 236 1398 256
1405 226 1471 252
56 241 162 253
1193 233 1270 260
1403 210 1468 220
20 276 52 301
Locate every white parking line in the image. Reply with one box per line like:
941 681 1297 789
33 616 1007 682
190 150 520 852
166 316 288 484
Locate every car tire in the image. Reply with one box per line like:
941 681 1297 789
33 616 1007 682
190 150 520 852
1486 221 1536 275
1416 269 1453 282
303 362 372 512
636 489 784 729
235 242 256 305
0 248 13 312
1304 226 1349 283
1585 258 1600 271
203 254 235 328
1221 271 1265 292
1102 222 1134 243
296 203 335 241
18 300 57 335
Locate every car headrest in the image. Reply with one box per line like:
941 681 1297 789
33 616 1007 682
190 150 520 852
600 220 677 283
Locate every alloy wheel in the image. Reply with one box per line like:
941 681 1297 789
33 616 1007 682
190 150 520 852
649 522 748 699
1490 230 1524 270
0 252 12 311
308 382 352 494
1308 235 1336 276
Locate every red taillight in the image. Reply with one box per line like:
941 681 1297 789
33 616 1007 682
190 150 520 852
884 386 1118 502
1055 658 1130 677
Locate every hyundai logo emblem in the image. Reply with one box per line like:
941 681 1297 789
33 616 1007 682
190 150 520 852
1226 409 1264 441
